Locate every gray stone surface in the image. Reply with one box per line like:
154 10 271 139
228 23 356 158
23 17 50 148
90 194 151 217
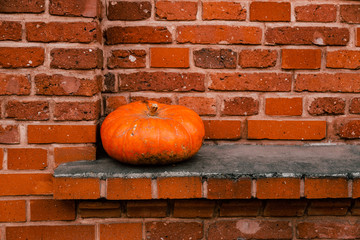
54 144 360 179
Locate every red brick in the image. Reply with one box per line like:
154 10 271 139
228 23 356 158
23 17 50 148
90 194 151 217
307 199 351 216
130 96 172 105
308 97 345 115
156 1 197 21
78 201 121 218
194 48 237 69
0 47 44 68
54 146 96 166
222 97 258 116
208 220 292 240
151 48 189 68
297 221 360 239
54 101 100 121
105 96 127 114
6 225 95 240
0 200 26 222
7 148 47 170
0 0 45 13
0 125 19 144
266 98 302 116
338 120 360 139
30 199 75 221
173 200 215 218
209 72 291 92
107 178 152 200
207 178 252 199
282 49 321 69
239 49 277 68
105 26 172 44
53 178 100 199
28 125 97 144
0 174 52 196
126 200 167 218
5 100 49 120
178 96 216 116
352 199 360 215
157 177 202 199
250 2 290 22
264 199 307 217
0 74 30 95
248 120 326 140
357 28 360 47
266 27 349 46
103 73 117 93
305 178 348 198
49 0 100 18
340 4 360 23
146 222 203 240
108 1 151 20
296 4 337 22
0 148 3 169
35 74 101 96
203 120 241 140
100 223 142 240
177 25 262 44
350 98 360 114
257 178 300 199
50 48 103 70
296 73 360 93
119 72 205 92
327 50 360 69
219 200 262 217
353 179 360 198
202 2 246 21
26 22 99 43
0 21 22 41
107 50 146 69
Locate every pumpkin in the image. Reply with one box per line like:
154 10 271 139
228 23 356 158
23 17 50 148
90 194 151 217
100 100 205 165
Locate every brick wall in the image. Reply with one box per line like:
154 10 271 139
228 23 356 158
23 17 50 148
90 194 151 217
0 0 360 239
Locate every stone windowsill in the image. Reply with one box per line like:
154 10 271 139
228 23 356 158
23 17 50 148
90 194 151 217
53 144 360 200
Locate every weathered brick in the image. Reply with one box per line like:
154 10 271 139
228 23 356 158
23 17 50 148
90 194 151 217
78 201 122 218
49 0 100 18
178 96 216 116
357 28 360 47
0 149 3 169
177 25 262 44
107 178 152 200
105 26 172 44
327 50 360 69
7 148 47 170
250 2 290 22
53 178 100 199
146 222 203 240
297 221 360 239
308 97 345 115
207 178 252 199
54 146 96 166
5 100 49 120
151 48 189 68
127 200 167 218
103 73 117 93
104 96 127 114
0 74 30 95
0 21 22 41
264 199 307 217
338 120 360 139
119 72 205 92
156 1 197 21
202 2 246 21
130 96 172 105
266 27 349 46
100 223 142 240
257 178 301 199
295 73 360 93
27 125 97 143
209 73 292 92
340 4 360 23
157 177 202 199
107 50 146 69
208 220 292 240
54 101 100 121
239 49 277 68
222 97 259 116
307 199 351 216
265 98 302 116
30 199 75 221
0 0 45 13
219 200 262 217
305 178 348 198
247 120 326 140
0 174 52 196
296 4 337 22
0 125 19 144
26 22 99 43
282 49 321 69
353 179 360 198
108 1 151 20
0 200 26 222
50 48 103 70
203 120 242 140
35 74 101 96
173 200 215 218
350 98 360 114
0 47 44 68
194 48 236 69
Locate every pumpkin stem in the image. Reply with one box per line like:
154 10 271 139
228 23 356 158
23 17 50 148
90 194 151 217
149 103 158 116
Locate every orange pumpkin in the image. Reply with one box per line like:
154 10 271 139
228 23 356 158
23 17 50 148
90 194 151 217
100 100 205 165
